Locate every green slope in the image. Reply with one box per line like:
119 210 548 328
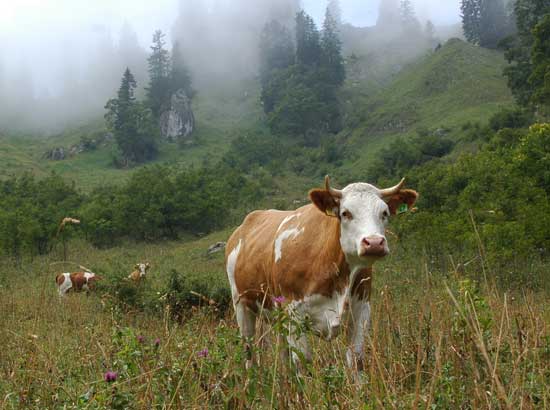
342 38 514 175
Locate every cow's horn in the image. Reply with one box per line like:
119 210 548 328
325 175 343 198
380 178 405 197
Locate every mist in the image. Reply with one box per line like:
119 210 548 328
0 0 462 134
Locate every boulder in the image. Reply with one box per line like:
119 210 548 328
43 147 66 161
159 89 195 140
207 242 226 255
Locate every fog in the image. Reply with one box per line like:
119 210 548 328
0 0 461 133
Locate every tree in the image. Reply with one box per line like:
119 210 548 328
259 21 295 87
146 30 171 119
461 0 482 44
461 0 510 48
295 11 322 67
105 68 158 165
400 0 421 34
503 0 550 106
479 0 508 48
321 5 346 87
259 20 295 112
529 15 550 112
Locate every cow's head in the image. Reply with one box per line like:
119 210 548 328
135 263 151 277
310 176 418 264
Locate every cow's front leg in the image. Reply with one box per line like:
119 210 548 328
287 330 312 369
236 301 257 369
346 296 371 372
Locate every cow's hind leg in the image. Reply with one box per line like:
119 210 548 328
236 301 256 369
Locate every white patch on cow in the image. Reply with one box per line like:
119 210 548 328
58 273 72 296
276 213 301 233
226 240 242 304
274 227 304 263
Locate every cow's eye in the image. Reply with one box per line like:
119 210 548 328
382 210 389 218
341 210 353 220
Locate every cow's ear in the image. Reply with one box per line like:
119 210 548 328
309 189 340 217
385 189 419 215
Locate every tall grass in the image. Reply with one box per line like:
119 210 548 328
1 233 549 409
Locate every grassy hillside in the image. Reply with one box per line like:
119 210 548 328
342 39 514 176
0 81 263 189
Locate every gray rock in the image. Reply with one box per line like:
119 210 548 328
207 242 226 255
159 89 195 140
43 147 66 161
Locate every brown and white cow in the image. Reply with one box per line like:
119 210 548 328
128 263 151 282
225 176 418 371
56 271 102 296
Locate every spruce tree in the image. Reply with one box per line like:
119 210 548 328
461 0 481 44
259 20 295 113
479 0 508 48
105 68 158 165
295 11 322 67
146 30 171 119
321 6 345 87
400 0 421 34
529 15 550 111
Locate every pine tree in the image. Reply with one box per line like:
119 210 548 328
295 11 322 67
461 0 481 44
146 30 171 119
504 0 550 107
479 0 508 48
400 0 421 34
105 68 158 165
321 6 345 87
259 20 295 112
425 20 437 46
529 15 550 112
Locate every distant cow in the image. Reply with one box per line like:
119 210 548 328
56 271 102 296
225 176 418 372
128 263 151 282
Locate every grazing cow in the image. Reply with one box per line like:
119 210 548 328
225 176 418 371
56 271 102 296
128 263 151 282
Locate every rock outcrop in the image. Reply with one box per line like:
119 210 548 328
159 89 195 140
43 147 66 161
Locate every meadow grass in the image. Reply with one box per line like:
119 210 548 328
1 230 549 409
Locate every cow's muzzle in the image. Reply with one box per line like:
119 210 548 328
360 236 388 257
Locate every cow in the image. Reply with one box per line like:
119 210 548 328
56 271 102 296
128 263 151 282
225 176 418 372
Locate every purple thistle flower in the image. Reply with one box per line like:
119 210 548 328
137 335 145 344
272 296 286 305
154 338 161 347
104 371 118 383
197 348 209 358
